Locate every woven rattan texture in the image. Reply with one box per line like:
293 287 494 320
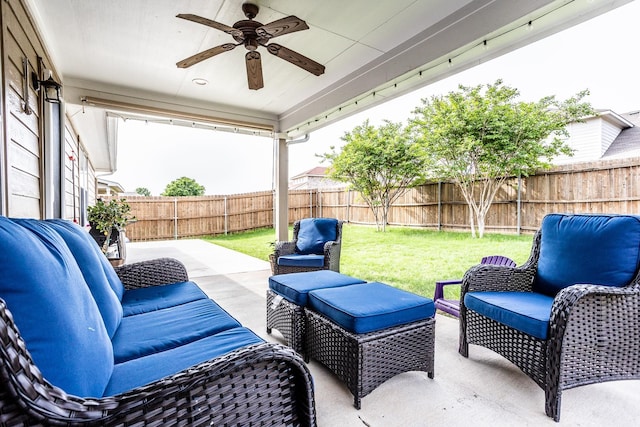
270 220 342 275
115 257 189 289
304 309 435 409
459 229 640 421
266 289 306 354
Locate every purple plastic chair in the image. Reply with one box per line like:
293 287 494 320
433 255 516 317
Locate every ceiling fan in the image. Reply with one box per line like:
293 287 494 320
176 2 325 90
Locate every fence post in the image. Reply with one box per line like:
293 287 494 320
346 189 351 223
173 198 178 240
517 175 522 235
309 190 313 218
318 189 322 217
437 181 442 231
224 196 228 235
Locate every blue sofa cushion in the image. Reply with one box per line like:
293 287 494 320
308 282 435 334
277 254 325 268
112 299 241 363
121 281 208 316
43 219 123 337
534 214 640 296
0 217 113 397
269 270 366 306
464 291 554 340
47 219 125 300
295 218 338 254
104 327 263 396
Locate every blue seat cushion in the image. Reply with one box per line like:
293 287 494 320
121 281 208 316
295 218 338 254
104 327 263 396
277 253 325 268
308 282 435 334
0 217 113 398
534 214 640 296
269 270 366 306
464 291 554 340
112 299 241 363
47 219 125 300
42 219 124 337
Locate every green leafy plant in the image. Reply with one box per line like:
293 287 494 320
87 198 135 253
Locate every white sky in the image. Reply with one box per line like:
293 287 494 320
109 1 640 196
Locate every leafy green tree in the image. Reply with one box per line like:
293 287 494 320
323 120 425 231
409 80 594 238
162 177 205 196
135 187 151 196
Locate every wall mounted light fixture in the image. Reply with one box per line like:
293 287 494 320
32 66 61 104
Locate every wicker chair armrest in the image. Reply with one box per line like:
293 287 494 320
0 302 317 426
114 257 189 289
461 264 536 294
273 241 296 257
323 241 341 271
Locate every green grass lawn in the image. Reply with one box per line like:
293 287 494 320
203 224 534 300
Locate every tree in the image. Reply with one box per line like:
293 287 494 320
162 177 205 196
409 80 594 238
135 187 151 196
323 120 425 231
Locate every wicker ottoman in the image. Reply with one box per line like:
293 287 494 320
304 282 436 409
266 270 366 354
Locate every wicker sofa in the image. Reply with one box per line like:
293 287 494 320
0 216 316 426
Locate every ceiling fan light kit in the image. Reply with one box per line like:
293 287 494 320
177 2 325 90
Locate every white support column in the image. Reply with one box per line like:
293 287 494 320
274 135 289 241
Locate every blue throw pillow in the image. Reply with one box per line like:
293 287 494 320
295 218 338 255
0 217 113 397
45 220 124 337
534 214 640 296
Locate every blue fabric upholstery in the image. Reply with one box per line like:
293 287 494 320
104 327 263 396
112 299 241 363
47 219 125 300
464 291 554 340
295 218 338 254
534 214 640 296
42 219 124 337
277 253 325 268
121 281 207 316
308 282 435 334
269 270 366 306
0 217 113 398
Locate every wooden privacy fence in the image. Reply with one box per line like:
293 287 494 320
113 157 640 241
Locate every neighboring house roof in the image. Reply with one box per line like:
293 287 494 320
290 166 346 190
602 125 640 159
97 177 125 195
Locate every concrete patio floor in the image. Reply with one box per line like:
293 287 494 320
126 239 640 427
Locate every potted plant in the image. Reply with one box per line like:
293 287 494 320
87 198 135 255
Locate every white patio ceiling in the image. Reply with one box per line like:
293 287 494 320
25 0 630 172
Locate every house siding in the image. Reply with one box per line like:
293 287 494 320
554 118 608 164
1 0 97 219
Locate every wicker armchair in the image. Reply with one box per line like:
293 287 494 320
459 213 640 422
0 259 317 426
271 218 343 275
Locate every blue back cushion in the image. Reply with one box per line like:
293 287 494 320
45 220 123 337
296 218 338 254
48 219 125 301
0 217 113 397
534 214 640 296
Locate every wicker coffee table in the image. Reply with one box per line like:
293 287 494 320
304 282 436 409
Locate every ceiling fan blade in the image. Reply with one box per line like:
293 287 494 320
245 51 264 90
176 43 236 68
256 16 309 39
176 14 243 39
266 43 325 76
